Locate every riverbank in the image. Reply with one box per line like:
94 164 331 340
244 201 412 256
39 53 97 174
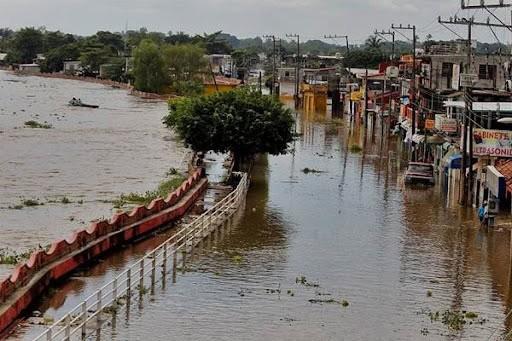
12 71 175 101
0 71 189 271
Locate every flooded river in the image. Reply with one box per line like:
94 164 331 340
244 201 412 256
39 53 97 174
0 71 187 278
5 96 512 340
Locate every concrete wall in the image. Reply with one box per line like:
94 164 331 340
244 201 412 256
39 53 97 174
428 54 507 91
0 168 207 334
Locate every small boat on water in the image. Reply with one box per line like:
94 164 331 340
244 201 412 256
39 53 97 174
69 99 99 108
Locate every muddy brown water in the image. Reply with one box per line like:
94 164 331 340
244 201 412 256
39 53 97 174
5 95 512 340
0 71 187 279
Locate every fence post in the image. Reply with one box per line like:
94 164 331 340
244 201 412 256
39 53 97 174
96 290 102 331
162 243 168 273
46 327 52 341
139 259 144 299
64 314 71 341
181 245 187 274
81 301 87 339
172 249 178 283
126 268 132 300
113 278 118 304
151 252 156 295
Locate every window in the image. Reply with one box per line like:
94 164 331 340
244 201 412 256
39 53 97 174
479 64 497 80
441 63 452 77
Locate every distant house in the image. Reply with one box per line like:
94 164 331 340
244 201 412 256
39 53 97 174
33 53 45 65
63 60 81 75
207 54 234 77
203 75 241 94
0 53 7 66
19 63 40 74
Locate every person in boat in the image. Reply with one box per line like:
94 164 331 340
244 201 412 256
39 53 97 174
70 97 78 105
77 98 82 105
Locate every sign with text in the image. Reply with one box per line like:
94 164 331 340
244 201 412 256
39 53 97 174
425 119 435 130
473 129 512 157
460 73 478 87
434 115 458 133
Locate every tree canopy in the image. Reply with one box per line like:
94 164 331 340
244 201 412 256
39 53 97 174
164 89 294 169
133 39 167 93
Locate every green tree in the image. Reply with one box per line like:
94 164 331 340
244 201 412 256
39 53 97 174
194 31 232 55
344 48 384 69
10 27 44 63
80 46 111 75
164 89 294 170
163 43 207 96
41 43 80 72
365 35 382 49
43 31 75 51
133 39 168 93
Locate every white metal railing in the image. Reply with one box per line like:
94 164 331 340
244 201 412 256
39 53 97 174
33 172 248 341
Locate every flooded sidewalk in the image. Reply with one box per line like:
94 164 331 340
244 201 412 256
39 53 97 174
0 71 187 278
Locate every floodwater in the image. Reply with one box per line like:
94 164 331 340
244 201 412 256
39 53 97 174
0 71 187 278
6 99 512 340
97 113 512 340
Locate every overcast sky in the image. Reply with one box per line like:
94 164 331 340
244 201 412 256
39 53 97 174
1 0 512 44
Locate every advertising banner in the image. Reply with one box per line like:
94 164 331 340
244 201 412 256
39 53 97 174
473 129 512 157
434 115 458 133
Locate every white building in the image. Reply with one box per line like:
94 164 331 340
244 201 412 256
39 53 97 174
63 60 81 74
19 64 40 73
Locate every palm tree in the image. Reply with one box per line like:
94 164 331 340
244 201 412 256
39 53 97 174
365 35 382 49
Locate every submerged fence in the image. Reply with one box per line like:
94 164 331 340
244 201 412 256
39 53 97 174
33 172 249 341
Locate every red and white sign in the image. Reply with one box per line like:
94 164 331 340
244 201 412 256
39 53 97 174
434 115 457 133
473 129 512 157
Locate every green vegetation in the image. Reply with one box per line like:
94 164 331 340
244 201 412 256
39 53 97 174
301 168 325 174
113 175 186 208
22 199 41 207
133 39 168 93
165 89 294 171
426 309 486 331
308 298 348 306
295 275 319 288
24 120 52 129
349 144 363 153
0 248 36 265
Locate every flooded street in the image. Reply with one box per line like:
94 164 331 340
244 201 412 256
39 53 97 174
0 71 187 278
97 114 511 340
5 91 512 340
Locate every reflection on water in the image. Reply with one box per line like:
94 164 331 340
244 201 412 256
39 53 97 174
7 106 512 340
0 71 187 278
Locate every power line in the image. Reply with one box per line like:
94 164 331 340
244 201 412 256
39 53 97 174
262 34 277 96
286 33 301 108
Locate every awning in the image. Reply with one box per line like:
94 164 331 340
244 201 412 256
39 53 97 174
427 135 445 145
412 134 425 144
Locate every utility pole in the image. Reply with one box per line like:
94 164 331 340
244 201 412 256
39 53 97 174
374 30 396 60
287 34 301 108
438 16 474 206
438 13 512 205
461 0 512 9
325 34 351 115
392 24 417 161
263 35 277 96
364 68 369 126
